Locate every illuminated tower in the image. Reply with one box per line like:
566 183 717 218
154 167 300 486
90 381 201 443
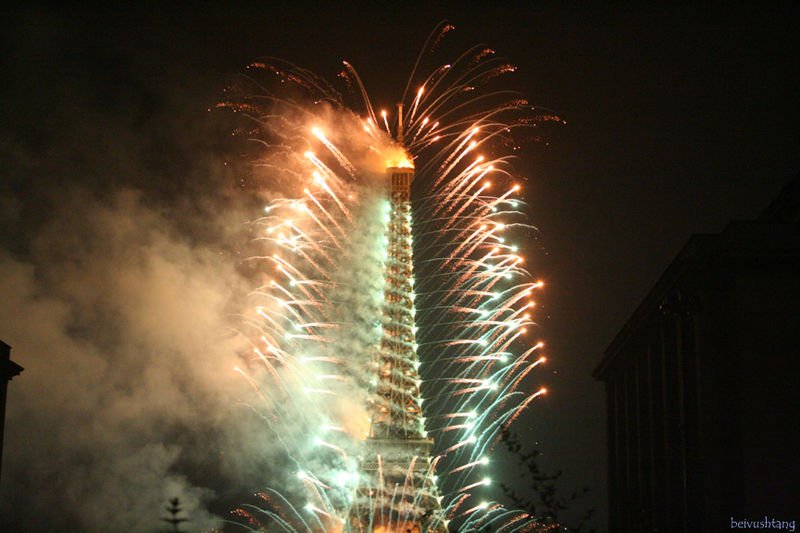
350 165 447 532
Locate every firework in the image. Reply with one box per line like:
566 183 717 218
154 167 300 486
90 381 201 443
221 23 554 532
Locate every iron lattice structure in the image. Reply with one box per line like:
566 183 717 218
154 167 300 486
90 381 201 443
349 167 447 533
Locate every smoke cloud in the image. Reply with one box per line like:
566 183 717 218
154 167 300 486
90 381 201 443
0 8 404 529
0 9 281 530
0 165 277 531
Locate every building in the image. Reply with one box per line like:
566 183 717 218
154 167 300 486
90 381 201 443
593 177 800 531
0 341 23 483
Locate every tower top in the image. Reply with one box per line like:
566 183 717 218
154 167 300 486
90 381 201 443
387 165 415 196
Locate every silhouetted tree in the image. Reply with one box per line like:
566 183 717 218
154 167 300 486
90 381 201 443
161 497 189 533
500 429 596 532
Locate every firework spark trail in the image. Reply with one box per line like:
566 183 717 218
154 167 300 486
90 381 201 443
221 21 559 533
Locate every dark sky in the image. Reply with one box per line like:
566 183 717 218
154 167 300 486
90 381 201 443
1 2 798 531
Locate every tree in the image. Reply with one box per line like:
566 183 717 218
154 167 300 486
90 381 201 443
161 497 189 533
500 429 596 532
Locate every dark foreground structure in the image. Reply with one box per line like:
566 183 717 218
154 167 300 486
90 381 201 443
594 176 800 532
1 341 23 483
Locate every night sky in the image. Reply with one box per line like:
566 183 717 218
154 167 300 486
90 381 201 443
1 3 798 531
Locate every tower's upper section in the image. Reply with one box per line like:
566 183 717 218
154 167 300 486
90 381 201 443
369 164 425 441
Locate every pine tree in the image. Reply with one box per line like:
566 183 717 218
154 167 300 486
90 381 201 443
161 497 188 533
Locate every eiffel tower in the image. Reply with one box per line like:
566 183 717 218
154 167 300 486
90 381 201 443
347 161 448 532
